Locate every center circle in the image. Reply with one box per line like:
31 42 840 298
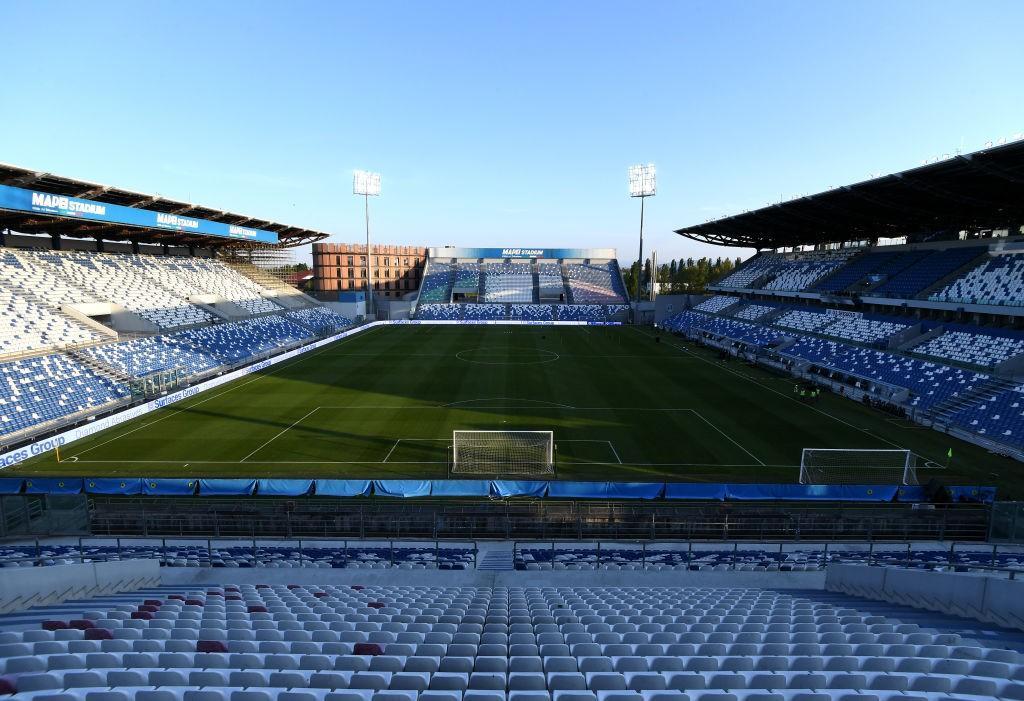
456 347 560 365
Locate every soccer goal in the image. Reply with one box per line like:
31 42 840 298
452 430 554 476
799 448 918 485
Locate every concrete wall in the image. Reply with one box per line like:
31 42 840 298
826 564 1024 631
0 559 160 614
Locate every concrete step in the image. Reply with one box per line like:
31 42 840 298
477 551 514 571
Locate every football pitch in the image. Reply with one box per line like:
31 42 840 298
7 325 1016 493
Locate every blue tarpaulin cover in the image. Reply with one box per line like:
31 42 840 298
314 480 372 497
606 482 666 500
430 480 491 497
85 478 143 495
896 486 927 502
257 479 313 497
546 481 612 498
490 481 549 498
0 478 23 494
142 479 197 496
725 484 898 501
664 483 729 500
23 478 83 495
198 479 257 496
373 480 432 498
946 485 996 504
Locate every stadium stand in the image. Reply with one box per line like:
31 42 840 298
463 303 506 320
80 336 221 379
871 246 986 297
819 315 909 345
762 252 854 291
418 262 455 304
35 251 215 329
510 304 554 321
171 317 312 364
715 253 781 288
285 308 354 336
556 304 606 322
662 311 787 347
0 353 130 437
2 580 1022 701
910 327 1024 368
416 303 462 320
774 309 833 333
692 296 737 314
930 251 1024 306
949 384 1024 446
453 262 482 291
733 303 775 321
0 286 102 355
565 261 628 303
483 262 534 303
781 337 985 410
148 257 283 315
537 262 567 300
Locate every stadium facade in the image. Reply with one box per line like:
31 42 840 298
312 243 427 299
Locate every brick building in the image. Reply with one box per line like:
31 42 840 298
313 243 427 298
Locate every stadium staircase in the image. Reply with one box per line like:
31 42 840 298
560 263 575 303
221 259 318 309
927 376 1020 422
531 263 541 304
477 271 486 300
64 346 134 386
476 549 515 571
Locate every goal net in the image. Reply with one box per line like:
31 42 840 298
452 430 554 476
799 448 917 485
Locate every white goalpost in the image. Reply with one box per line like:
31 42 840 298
799 448 918 485
452 430 554 476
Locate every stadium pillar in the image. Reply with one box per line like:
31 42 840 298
634 195 644 322
50 233 61 251
130 238 140 254
0 229 5 247
94 237 104 253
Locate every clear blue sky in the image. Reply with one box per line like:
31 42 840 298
1 1 1022 266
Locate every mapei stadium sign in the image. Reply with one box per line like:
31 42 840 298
0 184 279 244
428 247 617 260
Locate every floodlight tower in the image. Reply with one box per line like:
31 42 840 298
353 170 381 318
628 164 656 323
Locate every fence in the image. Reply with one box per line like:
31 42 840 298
84 496 992 542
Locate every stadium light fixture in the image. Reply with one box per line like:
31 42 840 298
627 164 656 322
353 170 381 318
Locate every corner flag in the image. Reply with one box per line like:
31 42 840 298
946 447 953 465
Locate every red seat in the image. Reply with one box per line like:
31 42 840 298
353 642 384 656
197 640 229 653
84 628 113 640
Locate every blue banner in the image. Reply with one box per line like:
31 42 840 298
430 480 492 497
314 480 372 497
199 479 257 496
373 480 432 498
23 478 82 494
0 184 279 244
490 480 549 498
0 478 23 494
665 483 728 500
257 479 313 496
85 478 143 495
143 479 198 495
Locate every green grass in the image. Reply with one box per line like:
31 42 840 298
8 324 1018 494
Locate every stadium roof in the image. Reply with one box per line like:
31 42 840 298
0 162 329 248
676 139 1024 249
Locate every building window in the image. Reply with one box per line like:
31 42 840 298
347 256 353 265
348 280 354 290
335 256 340 266
335 268 341 279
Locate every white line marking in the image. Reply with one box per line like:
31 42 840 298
442 397 576 409
381 440 401 463
241 408 319 462
69 327 381 459
690 409 765 466
632 326 922 457
607 441 623 464
68 458 791 467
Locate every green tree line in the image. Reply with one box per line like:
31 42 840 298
621 256 744 297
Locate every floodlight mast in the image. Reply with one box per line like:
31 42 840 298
353 171 381 319
628 164 656 323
